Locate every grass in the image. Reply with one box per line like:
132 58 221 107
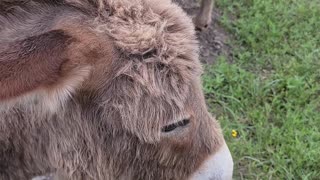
202 0 320 179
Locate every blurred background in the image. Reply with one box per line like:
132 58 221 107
178 0 320 179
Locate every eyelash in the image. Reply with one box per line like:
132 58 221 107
161 119 190 133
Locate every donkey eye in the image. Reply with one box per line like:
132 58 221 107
161 119 190 133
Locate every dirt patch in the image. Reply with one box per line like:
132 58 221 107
174 0 232 64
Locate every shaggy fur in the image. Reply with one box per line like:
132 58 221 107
0 0 226 179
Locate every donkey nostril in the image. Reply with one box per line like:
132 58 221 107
161 119 190 133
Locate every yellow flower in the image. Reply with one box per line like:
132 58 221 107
231 130 238 138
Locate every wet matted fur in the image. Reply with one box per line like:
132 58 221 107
0 0 226 179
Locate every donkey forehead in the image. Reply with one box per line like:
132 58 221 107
93 0 202 74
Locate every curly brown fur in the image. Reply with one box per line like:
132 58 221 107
0 0 227 179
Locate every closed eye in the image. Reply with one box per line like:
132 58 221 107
161 119 190 133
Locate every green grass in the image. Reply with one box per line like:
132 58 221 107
202 0 320 179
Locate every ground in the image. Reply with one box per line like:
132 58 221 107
174 0 231 64
200 0 320 179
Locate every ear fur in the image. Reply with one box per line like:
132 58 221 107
0 30 75 101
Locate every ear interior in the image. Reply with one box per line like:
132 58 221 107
0 30 75 101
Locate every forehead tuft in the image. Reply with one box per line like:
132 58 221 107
93 0 202 74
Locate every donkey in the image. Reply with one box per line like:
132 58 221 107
0 0 233 179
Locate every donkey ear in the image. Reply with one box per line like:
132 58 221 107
0 30 75 101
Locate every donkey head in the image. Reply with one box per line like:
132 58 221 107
0 0 233 179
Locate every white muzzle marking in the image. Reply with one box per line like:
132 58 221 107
191 142 233 180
